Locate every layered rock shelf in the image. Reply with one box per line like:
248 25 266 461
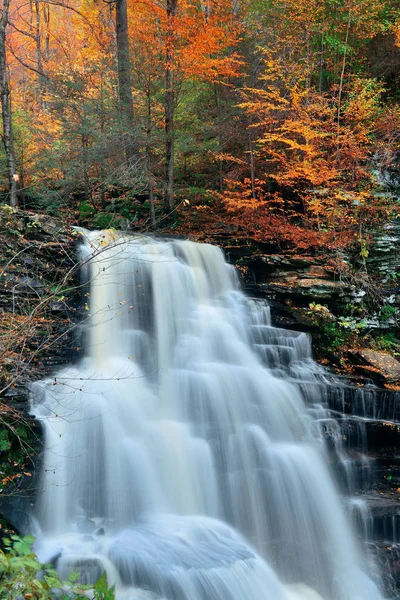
223 243 400 597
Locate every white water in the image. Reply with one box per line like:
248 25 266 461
30 233 382 600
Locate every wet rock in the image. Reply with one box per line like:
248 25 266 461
77 518 97 534
350 350 400 383
367 541 400 597
367 220 400 279
270 277 346 299
0 474 37 534
356 492 400 544
0 208 81 533
27 213 67 236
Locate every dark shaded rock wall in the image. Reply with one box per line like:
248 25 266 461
0 207 82 535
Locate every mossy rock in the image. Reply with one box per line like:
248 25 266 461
0 204 24 234
92 212 125 230
78 201 96 220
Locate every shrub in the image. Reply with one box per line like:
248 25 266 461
78 201 96 220
92 212 124 230
0 535 115 600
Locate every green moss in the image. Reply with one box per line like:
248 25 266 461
78 201 96 220
0 430 11 452
92 212 124 230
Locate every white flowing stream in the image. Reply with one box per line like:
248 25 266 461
30 232 382 600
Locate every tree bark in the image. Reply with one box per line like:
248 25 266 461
146 87 156 227
248 132 256 200
115 0 135 163
33 0 46 109
164 0 177 214
337 7 351 132
0 0 18 207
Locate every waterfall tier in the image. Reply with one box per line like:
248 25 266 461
30 233 383 600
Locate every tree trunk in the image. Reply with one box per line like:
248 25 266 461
146 88 156 228
0 0 18 207
213 82 224 193
99 79 106 208
164 0 177 214
82 134 91 202
148 154 156 227
337 7 351 132
33 0 46 109
43 4 50 60
248 132 256 200
115 0 135 163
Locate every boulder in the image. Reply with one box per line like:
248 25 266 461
350 350 400 383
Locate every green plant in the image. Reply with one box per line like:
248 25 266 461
92 212 124 230
78 201 96 220
343 302 365 317
0 429 11 452
320 321 352 349
374 332 399 353
380 304 397 322
0 535 115 600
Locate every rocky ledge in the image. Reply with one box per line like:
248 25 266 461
0 206 81 536
350 350 400 385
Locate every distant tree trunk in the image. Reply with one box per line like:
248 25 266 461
115 0 136 163
213 82 224 193
148 152 156 227
99 79 106 208
43 4 50 60
248 133 256 200
337 7 351 132
82 134 91 202
164 0 177 214
146 87 156 228
33 0 46 109
0 0 18 207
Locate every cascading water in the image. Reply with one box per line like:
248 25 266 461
30 232 383 600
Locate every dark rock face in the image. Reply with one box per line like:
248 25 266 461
0 209 82 386
224 247 353 327
367 220 400 280
0 207 82 535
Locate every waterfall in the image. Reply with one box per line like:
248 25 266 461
30 232 382 600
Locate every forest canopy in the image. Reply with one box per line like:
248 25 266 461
0 0 399 251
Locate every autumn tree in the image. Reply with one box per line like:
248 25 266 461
0 0 398 240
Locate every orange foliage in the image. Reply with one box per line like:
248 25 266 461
1 0 398 254
6 0 241 195
219 26 397 251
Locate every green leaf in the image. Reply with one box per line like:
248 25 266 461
68 570 81 583
23 535 36 545
0 551 8 575
94 572 109 596
44 574 63 588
